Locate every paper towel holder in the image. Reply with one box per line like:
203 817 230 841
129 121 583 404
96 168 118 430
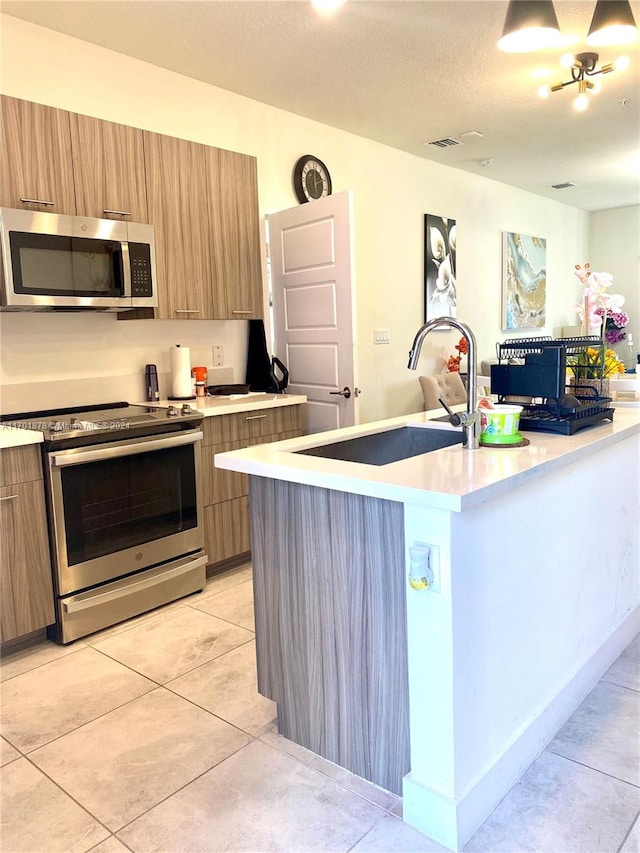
168 343 197 401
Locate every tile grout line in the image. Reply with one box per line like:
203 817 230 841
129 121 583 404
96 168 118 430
257 732 400 815
112 735 261 840
20 752 114 848
616 807 640 853
545 746 640 790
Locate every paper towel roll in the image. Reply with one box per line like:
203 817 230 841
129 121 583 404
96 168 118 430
170 345 193 399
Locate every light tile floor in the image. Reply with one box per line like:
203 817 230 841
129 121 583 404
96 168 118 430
0 563 638 853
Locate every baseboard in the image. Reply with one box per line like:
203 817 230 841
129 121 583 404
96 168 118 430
403 606 640 852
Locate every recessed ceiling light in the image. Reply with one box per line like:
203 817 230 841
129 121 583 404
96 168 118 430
479 158 495 167
459 130 484 141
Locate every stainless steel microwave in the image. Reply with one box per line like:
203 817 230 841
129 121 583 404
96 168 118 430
0 207 158 311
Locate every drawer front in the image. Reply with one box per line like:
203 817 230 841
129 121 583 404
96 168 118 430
202 405 302 446
0 445 43 487
203 440 247 505
204 497 250 565
204 428 304 506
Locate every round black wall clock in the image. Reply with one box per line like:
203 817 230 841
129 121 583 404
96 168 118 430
293 155 332 203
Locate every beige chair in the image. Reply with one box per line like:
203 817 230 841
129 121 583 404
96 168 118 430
419 372 467 411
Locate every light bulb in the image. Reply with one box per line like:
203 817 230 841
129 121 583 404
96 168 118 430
498 28 563 53
538 84 551 98
574 92 590 111
591 79 603 94
311 0 345 14
614 55 631 71
587 25 638 47
560 52 576 68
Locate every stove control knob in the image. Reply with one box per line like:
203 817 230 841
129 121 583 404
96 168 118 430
50 421 64 432
181 404 194 415
166 405 179 417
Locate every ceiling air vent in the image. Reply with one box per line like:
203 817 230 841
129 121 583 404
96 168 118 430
551 182 576 190
425 137 463 149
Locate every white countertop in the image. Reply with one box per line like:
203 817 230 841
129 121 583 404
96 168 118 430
215 406 640 511
0 424 44 449
143 393 307 417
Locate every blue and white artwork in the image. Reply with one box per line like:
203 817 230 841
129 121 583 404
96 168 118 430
501 231 546 331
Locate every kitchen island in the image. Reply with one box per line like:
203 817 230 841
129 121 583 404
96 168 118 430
215 408 640 851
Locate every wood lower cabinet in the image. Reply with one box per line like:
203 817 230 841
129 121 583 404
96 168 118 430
201 406 304 568
0 445 55 643
0 95 76 214
70 113 148 221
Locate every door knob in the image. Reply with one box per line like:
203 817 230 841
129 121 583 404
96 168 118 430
329 386 351 399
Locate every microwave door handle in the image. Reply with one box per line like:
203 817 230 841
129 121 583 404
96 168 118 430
120 241 131 298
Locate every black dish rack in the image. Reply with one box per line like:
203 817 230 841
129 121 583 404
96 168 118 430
490 336 615 435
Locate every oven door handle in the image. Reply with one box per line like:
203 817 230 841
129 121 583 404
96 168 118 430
50 430 203 467
62 554 208 614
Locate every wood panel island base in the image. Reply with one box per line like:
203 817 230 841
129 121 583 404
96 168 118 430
215 408 640 852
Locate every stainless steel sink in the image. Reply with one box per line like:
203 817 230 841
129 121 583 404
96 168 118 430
295 426 462 466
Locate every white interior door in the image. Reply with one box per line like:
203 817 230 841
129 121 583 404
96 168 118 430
268 189 358 433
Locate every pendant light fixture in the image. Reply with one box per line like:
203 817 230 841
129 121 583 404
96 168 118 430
586 0 638 46
497 0 563 52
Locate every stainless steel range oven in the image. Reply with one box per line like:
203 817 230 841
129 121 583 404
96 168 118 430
3 402 207 643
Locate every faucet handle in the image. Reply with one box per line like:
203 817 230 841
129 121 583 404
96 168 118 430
438 397 462 427
458 411 480 427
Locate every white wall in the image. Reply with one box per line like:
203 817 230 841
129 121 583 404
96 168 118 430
588 205 640 371
0 14 590 423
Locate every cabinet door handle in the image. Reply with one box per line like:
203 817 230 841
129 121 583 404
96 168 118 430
245 415 267 421
103 208 131 217
0 494 18 502
20 197 54 206
232 310 253 315
175 309 201 314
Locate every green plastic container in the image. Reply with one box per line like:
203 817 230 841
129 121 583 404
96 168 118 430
480 404 523 445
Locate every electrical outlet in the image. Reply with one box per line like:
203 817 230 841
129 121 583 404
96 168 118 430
213 345 224 366
374 329 391 344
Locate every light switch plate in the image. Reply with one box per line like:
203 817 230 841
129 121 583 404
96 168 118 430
374 329 391 344
213 345 224 366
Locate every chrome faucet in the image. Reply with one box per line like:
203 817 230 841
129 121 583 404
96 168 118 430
408 317 480 449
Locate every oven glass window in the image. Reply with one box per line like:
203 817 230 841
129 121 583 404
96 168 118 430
60 444 197 565
10 232 124 297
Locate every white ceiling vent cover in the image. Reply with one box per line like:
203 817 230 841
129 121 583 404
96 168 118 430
551 182 576 189
424 137 464 149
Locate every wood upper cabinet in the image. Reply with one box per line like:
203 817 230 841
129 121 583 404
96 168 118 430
0 95 76 214
143 131 214 320
70 113 148 221
208 148 263 319
0 446 55 643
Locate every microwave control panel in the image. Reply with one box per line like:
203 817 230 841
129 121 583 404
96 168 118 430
129 243 154 297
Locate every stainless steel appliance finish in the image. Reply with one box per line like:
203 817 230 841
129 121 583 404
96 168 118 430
0 207 157 311
2 402 207 643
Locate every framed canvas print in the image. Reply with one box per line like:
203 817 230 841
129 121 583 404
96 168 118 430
424 215 456 323
501 231 546 331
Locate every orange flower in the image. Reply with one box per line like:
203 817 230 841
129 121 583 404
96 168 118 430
455 336 468 356
446 355 461 372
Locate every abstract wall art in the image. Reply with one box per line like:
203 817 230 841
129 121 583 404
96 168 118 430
501 231 546 331
424 215 456 322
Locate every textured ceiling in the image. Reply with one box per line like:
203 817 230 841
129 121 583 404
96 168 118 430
2 0 639 211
